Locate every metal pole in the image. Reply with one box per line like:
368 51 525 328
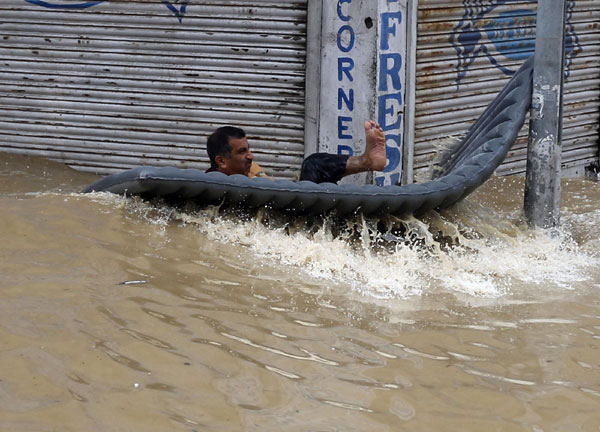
524 0 567 229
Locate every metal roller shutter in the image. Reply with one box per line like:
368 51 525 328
557 0 600 176
0 0 308 178
413 0 599 181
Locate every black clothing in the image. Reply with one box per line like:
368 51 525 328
299 153 350 184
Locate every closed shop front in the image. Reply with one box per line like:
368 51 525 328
411 0 599 181
0 0 308 178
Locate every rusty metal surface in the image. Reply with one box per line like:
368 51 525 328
413 0 599 179
0 0 308 178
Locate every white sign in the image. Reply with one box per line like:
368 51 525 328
318 0 407 185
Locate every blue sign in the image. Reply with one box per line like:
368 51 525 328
376 9 404 186
335 0 357 156
450 1 581 86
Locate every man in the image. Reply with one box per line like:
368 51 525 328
206 121 386 184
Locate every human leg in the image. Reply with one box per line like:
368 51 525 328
344 121 386 175
299 121 386 184
299 153 350 183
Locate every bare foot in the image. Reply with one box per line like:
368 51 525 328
361 120 386 171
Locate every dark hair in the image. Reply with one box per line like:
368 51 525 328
206 126 246 170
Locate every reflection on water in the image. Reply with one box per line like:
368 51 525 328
1 153 599 431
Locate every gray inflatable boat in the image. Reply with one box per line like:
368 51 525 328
83 57 533 217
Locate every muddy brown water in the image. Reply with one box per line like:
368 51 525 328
1 152 599 431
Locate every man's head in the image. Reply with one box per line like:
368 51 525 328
207 126 254 176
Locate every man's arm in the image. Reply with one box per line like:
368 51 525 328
248 162 272 179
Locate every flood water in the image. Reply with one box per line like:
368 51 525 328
1 152 600 431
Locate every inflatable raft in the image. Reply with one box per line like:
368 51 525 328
83 57 534 217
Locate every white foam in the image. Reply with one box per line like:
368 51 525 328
83 192 599 302
179 209 597 300
179 210 429 299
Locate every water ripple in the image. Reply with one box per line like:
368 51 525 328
191 338 305 381
222 332 340 366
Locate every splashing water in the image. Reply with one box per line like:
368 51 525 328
86 185 599 302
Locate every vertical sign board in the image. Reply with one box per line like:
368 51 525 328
318 0 407 185
319 0 377 185
376 0 406 186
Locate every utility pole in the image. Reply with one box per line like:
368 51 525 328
524 0 567 229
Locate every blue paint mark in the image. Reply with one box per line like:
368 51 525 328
26 0 191 24
450 1 581 87
338 116 353 140
375 172 399 186
25 0 105 9
378 53 403 92
338 88 354 111
337 25 356 53
450 2 533 85
380 12 402 50
337 0 351 22
564 1 581 74
383 137 402 174
483 10 536 61
338 58 355 82
378 95 403 131
162 0 189 23
338 145 354 156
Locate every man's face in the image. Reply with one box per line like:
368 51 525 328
216 136 254 176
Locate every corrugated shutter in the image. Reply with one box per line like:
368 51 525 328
413 0 599 181
0 0 307 178
560 0 600 175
